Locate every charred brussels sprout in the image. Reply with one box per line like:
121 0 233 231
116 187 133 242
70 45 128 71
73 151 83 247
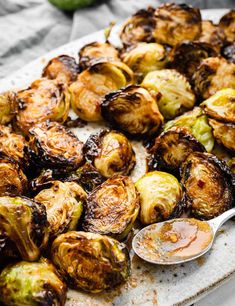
83 175 139 240
192 57 235 100
84 130 136 178
0 91 15 125
209 119 235 151
200 88 235 123
153 3 201 46
222 42 235 64
16 78 70 134
181 152 233 219
228 157 235 174
0 258 67 306
135 171 183 225
42 55 79 84
28 121 84 172
79 42 120 70
142 69 195 120
69 61 133 121
35 181 86 239
102 85 163 137
0 196 48 261
219 10 235 43
51 231 130 292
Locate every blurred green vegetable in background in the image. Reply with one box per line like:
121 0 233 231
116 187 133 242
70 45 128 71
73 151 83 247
49 0 97 11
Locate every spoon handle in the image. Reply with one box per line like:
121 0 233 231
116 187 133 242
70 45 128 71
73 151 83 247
208 207 235 233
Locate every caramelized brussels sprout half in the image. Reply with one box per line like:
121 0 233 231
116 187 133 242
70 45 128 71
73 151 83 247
69 61 133 121
181 152 233 219
0 196 48 261
219 10 235 43
79 42 120 70
164 107 214 152
153 3 201 46
209 119 235 151
83 175 139 240
192 57 235 100
51 231 130 292
222 42 235 64
42 55 79 84
0 91 15 125
120 7 156 46
149 127 205 172
0 258 67 306
200 88 235 123
28 121 84 172
102 85 163 136
135 171 183 225
228 157 235 173
142 69 195 120
16 78 70 134
83 130 136 178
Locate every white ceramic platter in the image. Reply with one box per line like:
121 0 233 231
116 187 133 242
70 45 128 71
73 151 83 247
1 8 234 306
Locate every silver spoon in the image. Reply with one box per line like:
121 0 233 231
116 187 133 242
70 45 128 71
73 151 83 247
132 207 235 265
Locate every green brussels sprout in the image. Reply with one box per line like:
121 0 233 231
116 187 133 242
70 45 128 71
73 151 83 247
0 258 67 306
200 88 235 123
49 0 96 11
0 196 48 261
83 130 136 178
222 42 235 64
142 69 195 119
135 171 183 225
51 231 130 293
164 107 214 152
83 175 140 240
209 119 235 151
0 91 16 125
219 10 235 43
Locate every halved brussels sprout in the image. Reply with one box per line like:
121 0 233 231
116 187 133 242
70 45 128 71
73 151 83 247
42 55 79 84
83 175 139 240
28 121 84 172
79 42 120 70
69 61 133 121
35 181 86 239
192 57 235 100
200 88 235 123
51 231 130 293
149 127 205 172
219 10 235 43
153 3 201 46
209 119 235 151
83 130 136 178
16 78 70 134
228 157 235 173
142 69 195 120
222 42 235 64
164 107 214 152
0 91 16 125
0 258 67 306
181 152 233 219
135 171 183 225
170 41 217 80
0 196 48 261
122 42 169 82
120 7 156 46
102 85 163 136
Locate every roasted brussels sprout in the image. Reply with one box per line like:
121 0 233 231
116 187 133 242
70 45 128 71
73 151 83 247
142 69 195 119
192 57 235 100
222 42 235 64
181 152 233 219
83 175 139 240
0 196 48 261
228 157 235 173
79 42 120 70
69 61 133 121
102 85 163 137
170 41 217 80
209 119 235 151
0 91 15 125
149 127 205 172
153 3 201 46
219 10 235 43
42 55 79 84
0 258 67 306
120 7 156 47
135 171 183 225
28 121 84 172
200 88 235 123
35 181 86 239
164 107 214 152
16 78 70 134
51 231 130 292
83 130 136 178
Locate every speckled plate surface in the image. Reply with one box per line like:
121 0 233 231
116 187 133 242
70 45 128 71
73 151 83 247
0 9 234 306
